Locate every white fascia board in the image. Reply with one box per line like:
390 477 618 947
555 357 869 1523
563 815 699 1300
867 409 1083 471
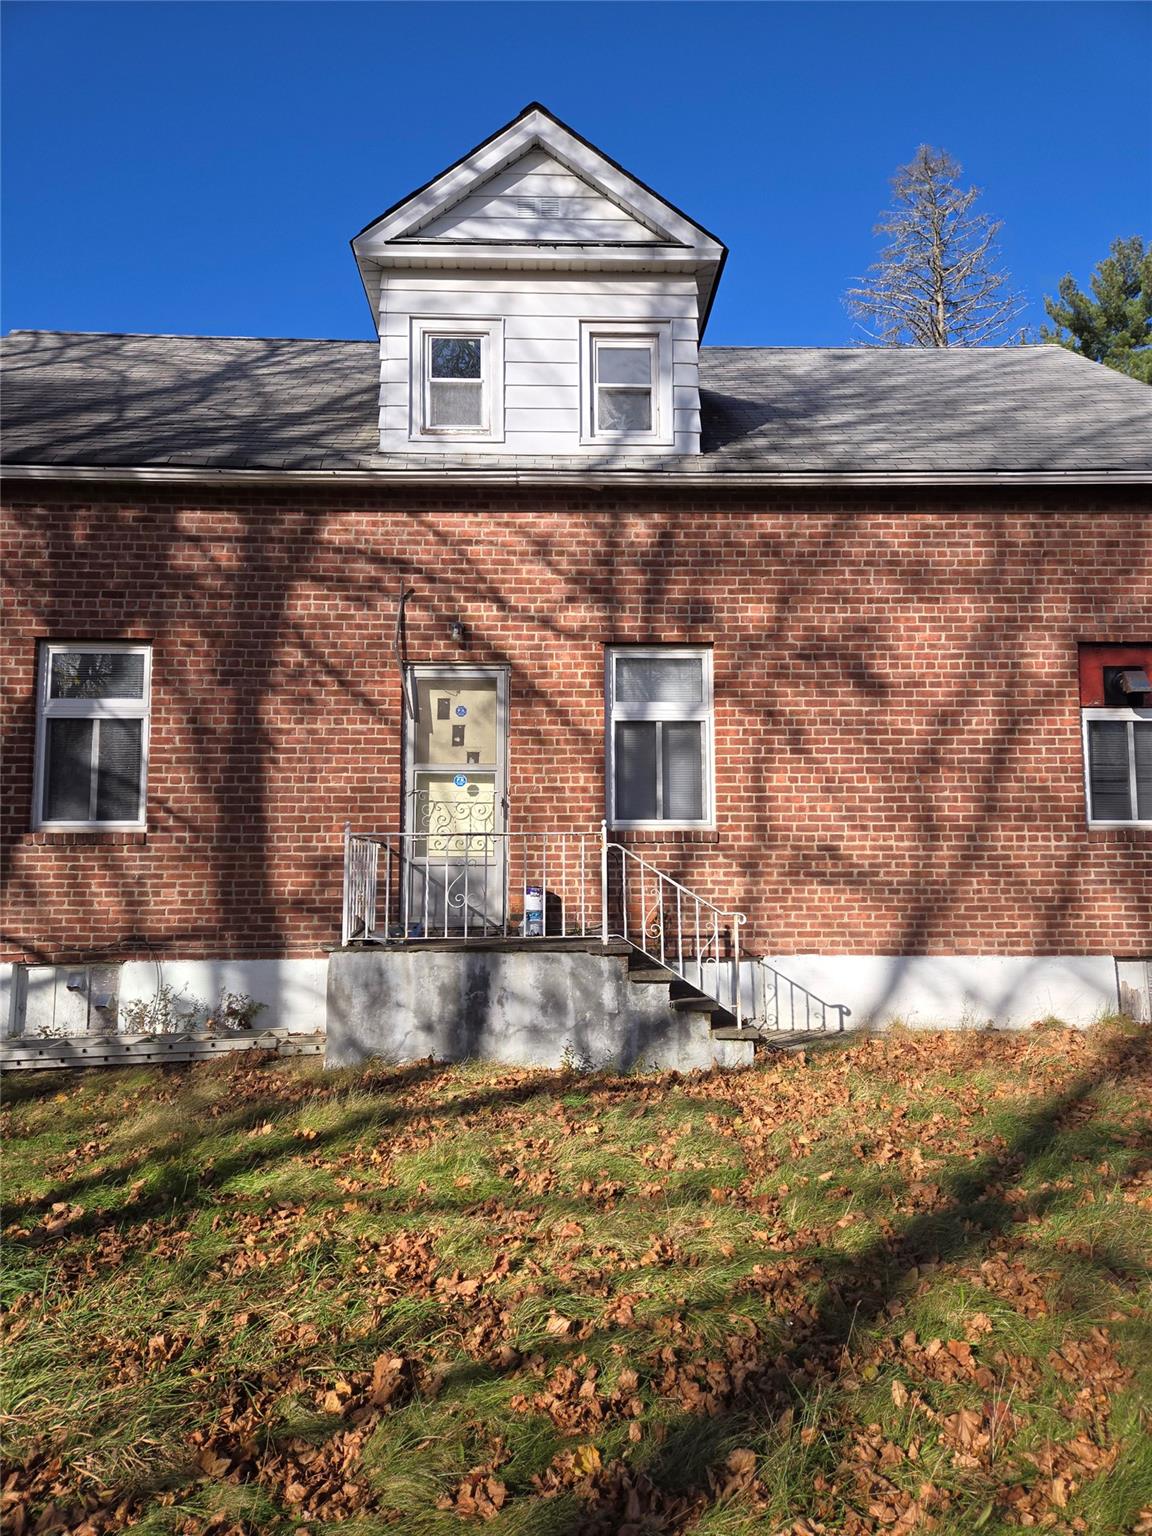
5 464 1150 489
354 111 721 257
371 243 712 270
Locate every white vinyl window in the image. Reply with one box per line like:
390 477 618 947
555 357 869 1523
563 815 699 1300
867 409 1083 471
607 649 713 827
580 321 674 445
33 643 151 830
410 318 503 441
1082 709 1152 827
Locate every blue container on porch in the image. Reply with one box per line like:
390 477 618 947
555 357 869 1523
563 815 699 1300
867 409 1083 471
523 886 544 937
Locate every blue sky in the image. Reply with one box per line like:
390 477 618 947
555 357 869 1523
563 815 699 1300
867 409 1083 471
2 1 1148 346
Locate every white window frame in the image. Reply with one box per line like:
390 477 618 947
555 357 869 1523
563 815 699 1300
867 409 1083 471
1081 707 1152 829
606 647 714 829
409 317 504 442
33 642 152 831
580 320 674 447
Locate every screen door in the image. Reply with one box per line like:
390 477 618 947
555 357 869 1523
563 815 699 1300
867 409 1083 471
403 667 507 933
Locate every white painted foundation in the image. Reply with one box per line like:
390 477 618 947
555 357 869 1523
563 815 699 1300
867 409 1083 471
760 954 1121 1030
2 952 1138 1043
117 959 328 1035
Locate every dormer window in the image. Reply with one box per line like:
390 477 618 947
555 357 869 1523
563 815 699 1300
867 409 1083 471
429 337 483 428
594 339 655 433
580 321 673 446
410 318 504 442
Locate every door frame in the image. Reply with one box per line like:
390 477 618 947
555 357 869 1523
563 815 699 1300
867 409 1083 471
402 664 509 931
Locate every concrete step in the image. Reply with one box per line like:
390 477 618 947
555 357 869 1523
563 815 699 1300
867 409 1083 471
711 1026 847 1053
627 964 675 983
670 989 717 1012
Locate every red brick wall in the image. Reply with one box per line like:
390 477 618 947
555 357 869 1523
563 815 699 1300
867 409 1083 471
2 484 1149 965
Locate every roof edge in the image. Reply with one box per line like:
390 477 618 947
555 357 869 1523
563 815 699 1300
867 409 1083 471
4 464 1148 491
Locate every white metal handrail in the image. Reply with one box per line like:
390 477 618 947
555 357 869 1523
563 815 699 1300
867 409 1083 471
602 837 746 1030
342 827 600 945
342 823 847 1037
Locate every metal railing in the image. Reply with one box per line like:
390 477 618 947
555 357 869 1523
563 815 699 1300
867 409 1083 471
342 827 600 946
342 823 847 1037
759 959 851 1034
603 840 746 1030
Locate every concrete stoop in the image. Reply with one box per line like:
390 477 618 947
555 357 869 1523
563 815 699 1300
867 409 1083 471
325 940 764 1071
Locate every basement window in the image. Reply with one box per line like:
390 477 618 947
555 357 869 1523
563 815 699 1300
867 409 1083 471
34 643 152 830
607 648 713 827
410 318 503 441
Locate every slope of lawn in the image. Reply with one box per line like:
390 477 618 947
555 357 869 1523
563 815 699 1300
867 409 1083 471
2 1022 1150 1535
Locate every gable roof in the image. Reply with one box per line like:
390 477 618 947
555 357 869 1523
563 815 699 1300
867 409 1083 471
350 102 728 333
2 330 1150 485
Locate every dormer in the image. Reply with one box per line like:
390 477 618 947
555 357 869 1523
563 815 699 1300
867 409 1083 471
352 104 725 459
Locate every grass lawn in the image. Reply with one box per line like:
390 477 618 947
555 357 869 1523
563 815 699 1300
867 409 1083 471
2 1023 1151 1535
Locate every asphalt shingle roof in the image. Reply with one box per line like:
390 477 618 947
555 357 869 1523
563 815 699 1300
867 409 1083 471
2 330 1149 477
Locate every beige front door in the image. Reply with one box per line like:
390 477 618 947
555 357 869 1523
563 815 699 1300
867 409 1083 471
404 667 507 933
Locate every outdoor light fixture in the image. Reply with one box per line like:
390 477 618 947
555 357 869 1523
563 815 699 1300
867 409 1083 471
449 619 467 645
1118 668 1151 695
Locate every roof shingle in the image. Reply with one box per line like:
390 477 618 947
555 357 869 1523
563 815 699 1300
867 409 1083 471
2 330 1149 478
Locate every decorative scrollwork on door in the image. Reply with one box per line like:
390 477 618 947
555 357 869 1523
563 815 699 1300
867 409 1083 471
413 792 496 856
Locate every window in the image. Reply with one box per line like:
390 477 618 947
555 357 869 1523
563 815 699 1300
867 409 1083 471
34 643 151 829
410 318 503 440
580 321 673 445
1083 715 1152 826
607 648 712 826
1079 643 1151 828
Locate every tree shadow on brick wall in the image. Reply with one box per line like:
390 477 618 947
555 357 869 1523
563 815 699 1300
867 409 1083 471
2 334 1149 1028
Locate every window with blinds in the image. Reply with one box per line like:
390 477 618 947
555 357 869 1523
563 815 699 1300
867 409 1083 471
1079 643 1152 828
607 649 712 826
34 644 151 829
1083 714 1152 826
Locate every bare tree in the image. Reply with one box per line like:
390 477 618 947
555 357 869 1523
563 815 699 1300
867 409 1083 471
846 146 1025 347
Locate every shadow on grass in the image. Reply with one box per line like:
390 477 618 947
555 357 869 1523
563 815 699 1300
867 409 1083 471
4 1031 1149 1533
536 1025 1152 1533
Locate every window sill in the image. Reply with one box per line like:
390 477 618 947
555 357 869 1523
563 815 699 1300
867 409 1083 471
610 828 720 846
22 831 149 846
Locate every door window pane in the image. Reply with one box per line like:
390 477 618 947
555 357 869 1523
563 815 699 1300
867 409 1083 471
615 722 658 821
662 722 704 821
50 651 145 699
412 770 497 854
412 677 498 765
94 719 143 821
616 656 703 705
1087 720 1131 820
44 719 94 821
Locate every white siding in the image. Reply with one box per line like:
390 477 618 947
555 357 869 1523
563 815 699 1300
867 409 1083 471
413 149 659 243
379 270 701 455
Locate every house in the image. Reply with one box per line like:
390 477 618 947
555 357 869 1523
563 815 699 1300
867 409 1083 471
2 103 1150 1068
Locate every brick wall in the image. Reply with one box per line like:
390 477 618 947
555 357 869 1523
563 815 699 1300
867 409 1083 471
2 484 1149 965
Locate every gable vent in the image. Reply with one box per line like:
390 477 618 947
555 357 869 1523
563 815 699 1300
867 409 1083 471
515 196 564 218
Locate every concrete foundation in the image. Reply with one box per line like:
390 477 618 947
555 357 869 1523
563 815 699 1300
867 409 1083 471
2 957 328 1038
761 953 1124 1030
325 942 749 1071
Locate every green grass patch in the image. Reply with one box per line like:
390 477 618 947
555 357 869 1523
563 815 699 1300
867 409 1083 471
3 1024 1151 1534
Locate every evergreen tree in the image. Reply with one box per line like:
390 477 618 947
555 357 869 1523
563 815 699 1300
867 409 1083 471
846 146 1024 347
1040 237 1152 383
